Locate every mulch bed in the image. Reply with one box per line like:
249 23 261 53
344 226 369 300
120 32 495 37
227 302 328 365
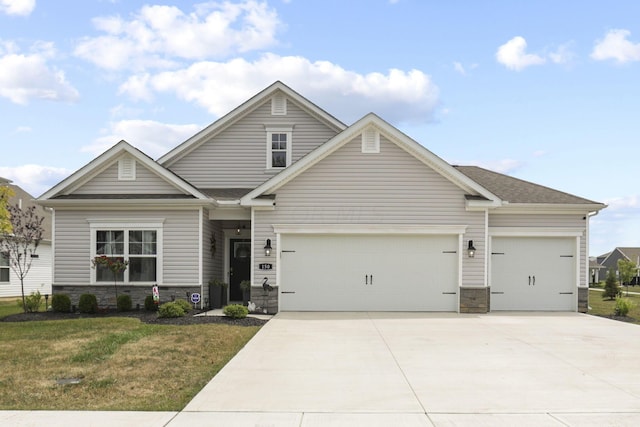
2 309 269 327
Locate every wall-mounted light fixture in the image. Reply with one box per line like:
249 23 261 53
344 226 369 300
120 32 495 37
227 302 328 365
467 240 476 258
264 239 272 256
236 225 241 235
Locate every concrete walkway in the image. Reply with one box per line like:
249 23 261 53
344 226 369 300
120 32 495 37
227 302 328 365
3 312 640 426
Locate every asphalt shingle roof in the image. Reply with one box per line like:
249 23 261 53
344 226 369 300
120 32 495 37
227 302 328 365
454 165 602 205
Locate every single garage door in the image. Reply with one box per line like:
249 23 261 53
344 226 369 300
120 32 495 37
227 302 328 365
279 234 459 311
490 236 576 311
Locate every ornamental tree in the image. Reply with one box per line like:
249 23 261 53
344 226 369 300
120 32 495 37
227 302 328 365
0 203 45 313
602 268 620 301
0 185 13 234
91 255 129 302
617 258 637 296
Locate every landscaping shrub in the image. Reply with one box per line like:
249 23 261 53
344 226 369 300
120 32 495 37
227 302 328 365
78 294 98 314
51 294 71 313
602 269 620 300
223 304 248 319
614 297 636 317
174 298 192 313
158 302 185 318
144 295 158 311
117 294 132 312
18 291 42 313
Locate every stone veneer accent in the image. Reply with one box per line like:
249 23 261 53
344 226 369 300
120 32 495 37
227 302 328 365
459 287 490 313
53 285 206 310
578 287 588 313
249 286 278 314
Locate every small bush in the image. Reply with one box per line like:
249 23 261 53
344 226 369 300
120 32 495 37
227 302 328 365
614 297 636 317
158 302 185 318
223 304 248 319
117 294 132 312
144 295 158 311
174 298 192 313
18 291 42 313
78 294 98 313
51 294 71 313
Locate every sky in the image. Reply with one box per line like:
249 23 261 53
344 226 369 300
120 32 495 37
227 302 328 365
1 0 639 256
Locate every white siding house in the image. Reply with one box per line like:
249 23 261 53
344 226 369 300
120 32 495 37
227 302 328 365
38 82 606 312
1 179 52 299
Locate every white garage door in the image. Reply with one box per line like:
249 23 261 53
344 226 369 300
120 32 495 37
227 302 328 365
490 237 576 311
279 234 459 311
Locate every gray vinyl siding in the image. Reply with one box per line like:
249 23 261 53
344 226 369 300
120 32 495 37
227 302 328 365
54 209 200 286
74 159 183 195
254 135 486 287
168 98 340 189
489 214 588 286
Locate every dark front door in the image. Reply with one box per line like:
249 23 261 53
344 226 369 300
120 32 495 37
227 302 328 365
229 239 251 301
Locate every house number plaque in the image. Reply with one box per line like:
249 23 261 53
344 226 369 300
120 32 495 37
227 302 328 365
259 263 273 270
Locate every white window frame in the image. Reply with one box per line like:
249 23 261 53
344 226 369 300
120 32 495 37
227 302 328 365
89 220 164 285
266 126 293 169
0 252 9 282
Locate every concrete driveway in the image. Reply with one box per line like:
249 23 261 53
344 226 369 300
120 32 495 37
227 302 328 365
173 312 640 426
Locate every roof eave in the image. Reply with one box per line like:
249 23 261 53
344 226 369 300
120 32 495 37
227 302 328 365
492 202 607 215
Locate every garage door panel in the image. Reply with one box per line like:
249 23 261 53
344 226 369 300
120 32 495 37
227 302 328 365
491 237 576 311
280 234 458 311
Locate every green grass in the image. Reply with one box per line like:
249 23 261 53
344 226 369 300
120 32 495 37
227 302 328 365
588 289 640 324
0 316 261 411
0 298 26 319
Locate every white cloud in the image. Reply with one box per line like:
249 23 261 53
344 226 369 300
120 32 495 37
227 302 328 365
496 36 546 71
0 0 35 16
548 42 575 65
453 62 466 75
12 126 32 134
590 194 640 255
591 29 640 63
0 40 79 105
0 164 71 197
82 119 203 158
74 1 280 71
119 54 440 125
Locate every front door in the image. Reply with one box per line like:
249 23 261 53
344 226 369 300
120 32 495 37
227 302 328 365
229 239 251 301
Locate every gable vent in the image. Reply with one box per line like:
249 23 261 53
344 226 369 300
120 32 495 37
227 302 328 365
118 156 136 181
271 94 287 116
361 127 380 153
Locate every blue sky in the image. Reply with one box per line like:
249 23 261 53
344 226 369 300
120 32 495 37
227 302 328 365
1 0 639 256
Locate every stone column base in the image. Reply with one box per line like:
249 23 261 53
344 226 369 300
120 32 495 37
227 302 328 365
459 287 490 313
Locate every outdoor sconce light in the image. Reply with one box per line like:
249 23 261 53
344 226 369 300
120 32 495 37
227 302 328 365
467 240 476 258
264 239 272 256
236 225 241 235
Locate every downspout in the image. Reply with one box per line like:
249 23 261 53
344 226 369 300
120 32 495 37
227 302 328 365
199 207 204 310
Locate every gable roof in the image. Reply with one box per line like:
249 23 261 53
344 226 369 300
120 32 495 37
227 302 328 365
38 140 210 205
601 247 640 265
158 81 347 166
241 113 502 206
454 166 603 205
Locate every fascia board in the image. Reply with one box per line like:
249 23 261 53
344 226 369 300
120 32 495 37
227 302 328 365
39 199 213 208
158 81 347 166
491 203 607 215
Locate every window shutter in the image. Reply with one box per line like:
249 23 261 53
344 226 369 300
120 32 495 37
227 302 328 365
118 157 136 180
361 127 380 153
271 94 287 115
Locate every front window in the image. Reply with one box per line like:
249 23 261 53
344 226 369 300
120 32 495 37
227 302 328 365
266 126 293 169
271 133 288 168
94 229 158 283
0 253 9 282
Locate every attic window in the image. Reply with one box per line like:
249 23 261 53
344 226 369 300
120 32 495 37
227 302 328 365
271 94 287 116
118 157 136 181
361 127 380 153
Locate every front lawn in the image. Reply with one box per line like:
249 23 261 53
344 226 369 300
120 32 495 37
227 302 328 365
0 313 261 410
588 289 640 325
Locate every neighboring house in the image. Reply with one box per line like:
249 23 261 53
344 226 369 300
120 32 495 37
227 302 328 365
38 82 606 313
0 177 53 298
595 247 640 285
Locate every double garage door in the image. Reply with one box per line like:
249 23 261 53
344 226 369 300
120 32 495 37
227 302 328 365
279 234 459 311
490 236 577 311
